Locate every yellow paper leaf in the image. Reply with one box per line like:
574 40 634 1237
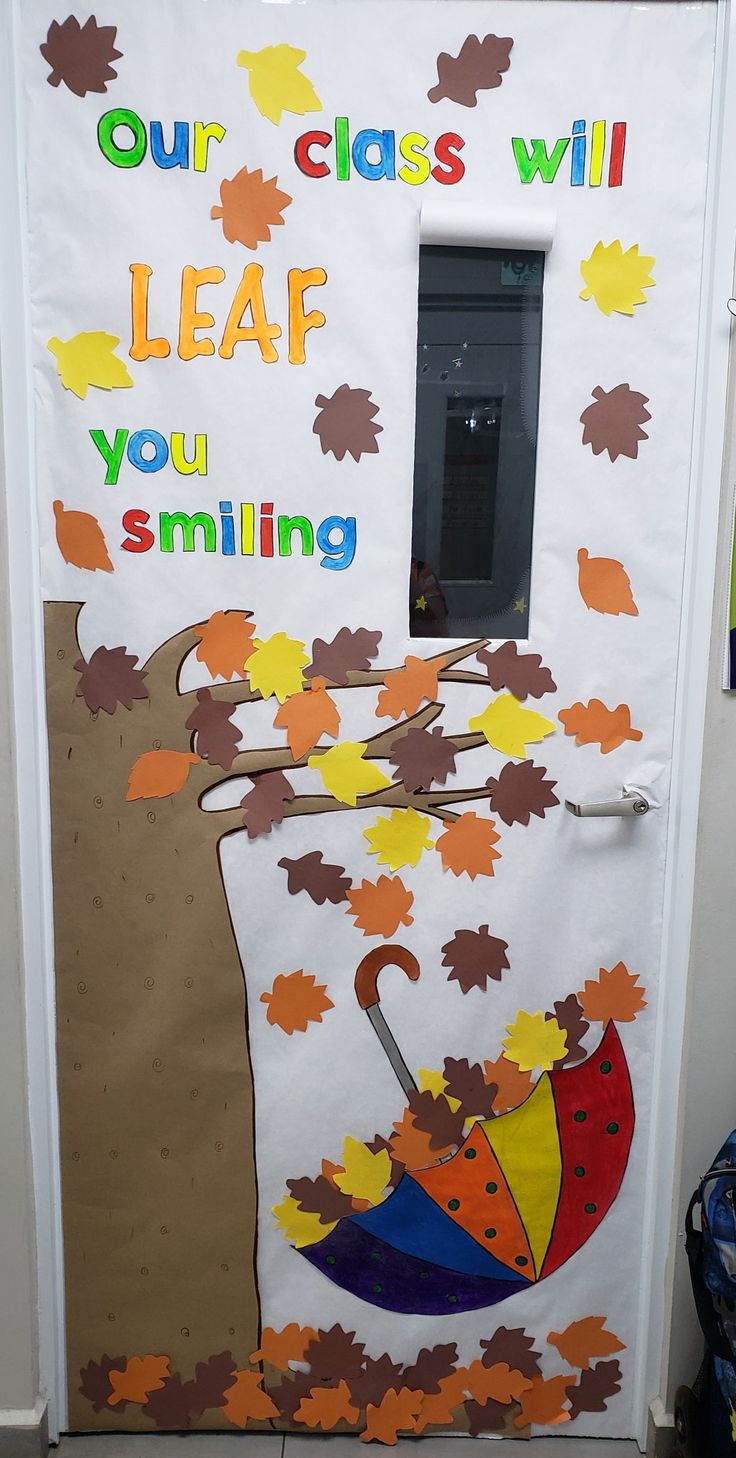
308 741 390 805
502 1010 568 1073
469 693 556 759
273 1193 335 1248
237 43 322 126
47 332 133 400
579 240 656 317
363 807 434 871
333 1136 391 1206
247 632 309 702
417 1068 462 1111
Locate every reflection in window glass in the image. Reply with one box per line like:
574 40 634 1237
410 246 543 639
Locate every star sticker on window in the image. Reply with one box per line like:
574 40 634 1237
415 594 428 612
513 596 527 614
452 357 463 369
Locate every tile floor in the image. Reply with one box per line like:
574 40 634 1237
55 1434 642 1456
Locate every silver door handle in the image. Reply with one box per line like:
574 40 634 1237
565 790 650 818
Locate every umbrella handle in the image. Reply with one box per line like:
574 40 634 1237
355 945 420 1010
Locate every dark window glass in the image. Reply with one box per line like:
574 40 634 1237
410 246 543 639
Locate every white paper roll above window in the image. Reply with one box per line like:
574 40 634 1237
420 201 556 252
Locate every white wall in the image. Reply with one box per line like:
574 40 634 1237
0 405 41 1419
662 364 736 1411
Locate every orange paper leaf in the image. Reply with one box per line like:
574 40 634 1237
435 812 502 879
250 1323 317 1371
53 499 113 573
376 655 444 720
294 1379 360 1430
194 610 256 680
211 166 292 250
558 698 643 754
483 1055 535 1113
388 1109 439 1172
465 1359 533 1405
361 1386 424 1444
222 1369 279 1427
578 961 647 1024
273 677 340 759
514 1373 571 1428
125 749 200 801
548 1315 626 1371
260 969 334 1034
346 875 414 937
414 1370 468 1433
577 548 638 617
107 1355 170 1406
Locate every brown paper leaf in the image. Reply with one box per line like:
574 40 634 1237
480 1328 542 1378
240 770 295 837
441 924 510 994
349 1355 406 1410
278 851 351 905
79 1355 127 1413
466 1396 514 1435
313 384 382 462
210 167 292 249
428 33 513 106
143 1373 199 1428
407 1089 465 1153
40 15 122 96
566 1359 623 1419
389 725 458 793
402 1344 458 1394
304 1326 367 1383
74 646 148 715
185 688 242 770
269 1370 314 1422
306 626 382 685
286 1173 356 1223
580 383 651 462
442 1057 497 1118
486 760 559 827
547 994 589 1067
476 642 556 701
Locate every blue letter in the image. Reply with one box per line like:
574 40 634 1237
317 515 356 570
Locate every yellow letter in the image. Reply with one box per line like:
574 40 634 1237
288 266 327 366
170 432 208 475
178 265 225 361
193 121 227 172
398 132 431 186
218 263 281 363
129 263 170 361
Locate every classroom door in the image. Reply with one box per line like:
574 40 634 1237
20 0 716 1440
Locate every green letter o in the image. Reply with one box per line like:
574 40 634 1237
98 109 147 169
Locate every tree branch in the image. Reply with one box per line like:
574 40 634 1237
202 782 493 826
192 637 490 705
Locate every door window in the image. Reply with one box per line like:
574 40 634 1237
411 245 543 639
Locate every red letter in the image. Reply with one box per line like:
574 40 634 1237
121 508 155 552
432 132 466 185
294 131 332 178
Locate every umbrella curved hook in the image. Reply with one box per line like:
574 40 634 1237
355 945 420 1097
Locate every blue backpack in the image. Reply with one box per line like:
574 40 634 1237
685 1131 736 1454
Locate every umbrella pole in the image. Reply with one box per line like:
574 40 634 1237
355 945 420 1099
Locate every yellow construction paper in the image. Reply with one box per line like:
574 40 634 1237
272 1194 335 1248
501 1010 568 1072
47 332 133 400
333 1137 391 1206
481 1072 562 1276
579 240 656 317
247 632 308 703
363 807 434 870
308 741 391 805
469 694 556 759
236 44 322 126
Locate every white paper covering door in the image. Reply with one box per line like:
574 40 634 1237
19 0 715 1440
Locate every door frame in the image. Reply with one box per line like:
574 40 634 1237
0 0 734 1445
